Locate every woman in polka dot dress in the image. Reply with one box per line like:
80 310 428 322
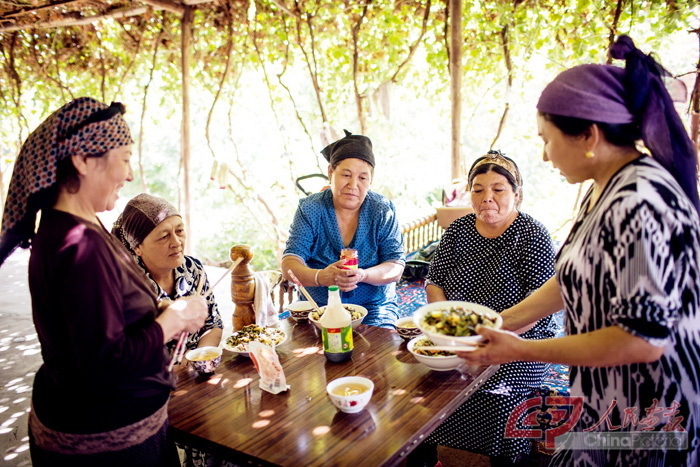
410 151 558 465
282 130 405 328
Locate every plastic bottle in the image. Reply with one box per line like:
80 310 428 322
320 285 354 363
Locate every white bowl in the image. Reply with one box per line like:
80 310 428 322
185 346 222 374
287 300 314 321
413 301 502 346
407 336 463 371
394 316 422 340
309 304 368 330
326 376 374 413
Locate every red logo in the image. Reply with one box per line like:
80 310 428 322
506 394 686 450
505 393 583 449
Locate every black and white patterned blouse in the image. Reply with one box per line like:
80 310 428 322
140 255 223 351
424 212 557 459
553 156 700 466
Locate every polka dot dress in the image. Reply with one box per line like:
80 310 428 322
425 212 557 460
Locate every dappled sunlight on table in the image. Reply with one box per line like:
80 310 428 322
252 419 270 429
292 346 322 357
312 425 330 436
233 377 253 388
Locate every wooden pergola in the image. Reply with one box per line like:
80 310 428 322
0 0 467 245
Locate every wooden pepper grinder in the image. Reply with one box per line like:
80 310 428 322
230 244 256 331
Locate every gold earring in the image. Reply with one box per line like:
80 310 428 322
585 151 595 159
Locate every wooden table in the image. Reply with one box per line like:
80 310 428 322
169 319 498 466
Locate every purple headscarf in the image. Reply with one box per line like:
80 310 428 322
537 35 699 214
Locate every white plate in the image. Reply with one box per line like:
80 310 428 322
223 327 287 356
413 301 502 347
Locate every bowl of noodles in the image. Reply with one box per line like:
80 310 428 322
413 301 502 346
407 336 462 371
309 304 368 330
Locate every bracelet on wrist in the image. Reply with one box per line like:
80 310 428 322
314 269 321 286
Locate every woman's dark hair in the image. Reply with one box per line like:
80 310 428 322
540 112 641 148
55 151 107 195
330 159 375 177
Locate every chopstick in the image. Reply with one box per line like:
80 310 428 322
413 345 479 352
168 331 188 371
168 258 243 371
286 269 323 315
208 257 242 293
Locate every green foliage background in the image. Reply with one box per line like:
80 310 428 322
1 0 698 269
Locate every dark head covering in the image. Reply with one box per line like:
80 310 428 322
0 97 133 265
112 193 181 255
320 129 375 168
537 35 700 214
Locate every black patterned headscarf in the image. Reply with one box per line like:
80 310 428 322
0 97 133 265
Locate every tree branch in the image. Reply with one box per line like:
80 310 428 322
391 0 431 83
352 0 371 133
605 0 624 64
140 0 185 16
490 25 513 150
138 13 167 191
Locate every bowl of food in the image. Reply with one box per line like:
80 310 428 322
287 300 315 321
407 336 463 371
394 316 422 340
309 304 368 330
223 324 287 357
413 301 502 346
185 346 222 375
326 376 374 414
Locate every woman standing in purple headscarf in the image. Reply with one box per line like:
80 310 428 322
0 97 207 466
458 36 700 466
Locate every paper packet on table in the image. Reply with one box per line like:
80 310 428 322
248 341 290 394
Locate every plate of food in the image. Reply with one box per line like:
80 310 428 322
413 301 502 346
309 304 368 330
223 324 287 356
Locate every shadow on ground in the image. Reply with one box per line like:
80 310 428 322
0 248 38 466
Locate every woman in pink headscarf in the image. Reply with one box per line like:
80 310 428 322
0 97 207 465
457 36 700 466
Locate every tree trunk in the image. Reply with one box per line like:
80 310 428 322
181 6 193 254
449 0 462 180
